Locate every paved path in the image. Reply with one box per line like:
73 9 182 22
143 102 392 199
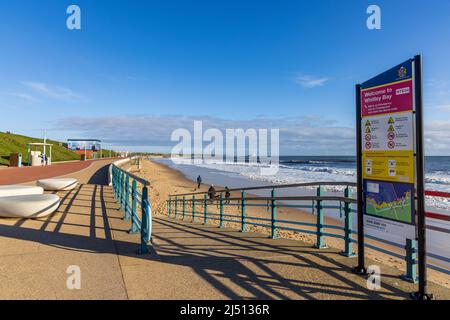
0 159 128 299
129 217 450 300
0 161 449 299
0 159 116 185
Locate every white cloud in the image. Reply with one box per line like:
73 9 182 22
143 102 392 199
53 114 355 155
0 91 38 102
295 74 329 88
428 79 449 89
427 79 450 96
437 105 450 112
21 81 82 100
424 119 450 155
53 114 450 155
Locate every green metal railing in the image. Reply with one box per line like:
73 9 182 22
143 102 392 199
112 164 152 254
166 182 450 282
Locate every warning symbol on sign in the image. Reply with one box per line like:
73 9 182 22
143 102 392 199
388 160 396 168
387 132 395 140
388 117 395 124
366 141 372 149
388 141 396 149
365 120 371 126
365 134 372 141
388 125 395 132
365 127 372 134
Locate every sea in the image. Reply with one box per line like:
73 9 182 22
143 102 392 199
153 155 450 262
156 156 450 209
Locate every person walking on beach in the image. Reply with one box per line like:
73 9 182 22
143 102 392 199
208 185 216 202
224 186 231 204
197 175 202 189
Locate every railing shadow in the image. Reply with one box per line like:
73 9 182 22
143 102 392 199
87 164 111 185
149 217 415 300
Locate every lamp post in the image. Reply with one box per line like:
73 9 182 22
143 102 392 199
43 130 47 163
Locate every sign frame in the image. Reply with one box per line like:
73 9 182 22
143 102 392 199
355 55 430 299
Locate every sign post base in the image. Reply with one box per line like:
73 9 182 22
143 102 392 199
352 266 367 275
410 292 433 300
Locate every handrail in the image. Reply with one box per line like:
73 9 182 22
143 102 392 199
167 183 450 281
114 164 150 186
169 181 357 197
425 190 450 198
424 190 450 222
111 163 152 254
426 212 450 222
183 195 357 204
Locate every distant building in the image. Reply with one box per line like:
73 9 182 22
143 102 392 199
67 139 102 159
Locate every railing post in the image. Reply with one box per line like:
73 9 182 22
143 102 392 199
219 192 224 228
204 194 208 224
111 167 115 194
120 172 124 209
175 196 178 219
119 172 124 210
182 196 186 220
341 187 355 257
114 168 118 197
168 196 172 217
124 175 131 221
241 191 247 232
129 180 139 234
115 168 118 198
117 169 121 200
315 186 326 249
271 189 278 239
121 172 126 211
138 185 151 254
116 169 119 197
402 238 418 283
192 195 196 223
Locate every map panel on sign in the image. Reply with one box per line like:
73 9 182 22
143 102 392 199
363 180 415 225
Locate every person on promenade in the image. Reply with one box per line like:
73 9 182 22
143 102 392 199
224 186 231 204
208 185 216 203
197 175 202 189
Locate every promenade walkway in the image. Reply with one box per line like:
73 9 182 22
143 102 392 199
0 159 109 185
0 162 448 299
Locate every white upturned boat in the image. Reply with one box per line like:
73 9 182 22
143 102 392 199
37 178 78 191
0 185 44 197
0 194 61 218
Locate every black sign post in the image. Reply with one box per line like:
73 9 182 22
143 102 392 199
354 84 367 275
410 55 432 300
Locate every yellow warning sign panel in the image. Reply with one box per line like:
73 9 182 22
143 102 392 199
362 150 414 183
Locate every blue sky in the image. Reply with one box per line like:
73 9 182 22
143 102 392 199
1 0 450 155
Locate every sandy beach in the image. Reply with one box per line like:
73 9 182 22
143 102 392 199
128 158 449 288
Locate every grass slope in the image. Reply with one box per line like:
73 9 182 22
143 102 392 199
0 132 118 166
0 132 80 166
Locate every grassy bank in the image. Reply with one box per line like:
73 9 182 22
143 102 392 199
0 132 118 166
